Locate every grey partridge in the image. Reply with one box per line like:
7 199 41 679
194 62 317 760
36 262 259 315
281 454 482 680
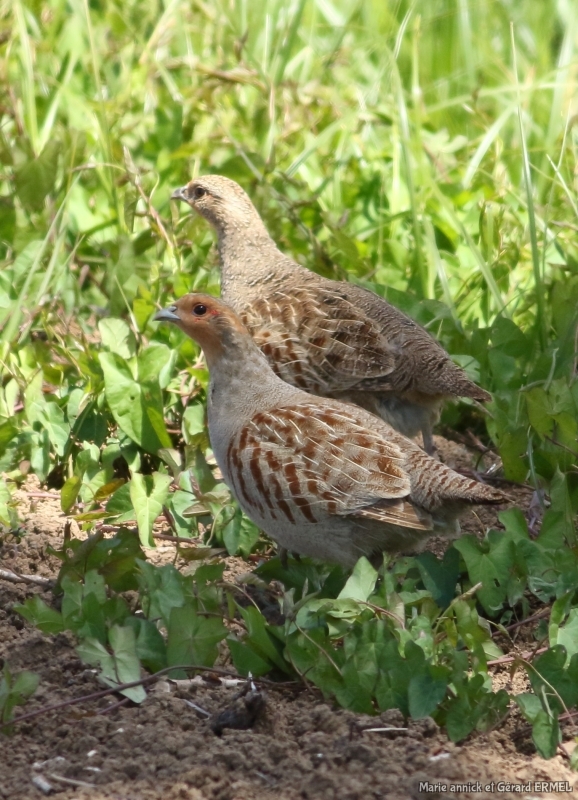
154 294 506 568
171 175 491 454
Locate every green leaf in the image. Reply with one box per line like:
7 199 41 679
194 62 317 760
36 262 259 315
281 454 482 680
531 710 561 759
14 597 65 634
129 472 172 548
0 665 40 727
237 605 288 672
453 534 514 614
0 478 18 528
123 183 138 233
228 637 273 677
98 318 136 359
554 608 578 660
490 316 530 358
138 562 185 625
526 388 554 438
77 626 146 703
337 557 378 601
61 475 82 512
36 402 70 457
221 507 260 557
530 646 578 711
100 352 171 453
408 670 449 719
14 140 60 211
166 605 227 676
108 625 147 702
445 694 477 742
182 404 206 444
125 617 167 673
515 692 542 723
415 548 460 608
138 343 176 388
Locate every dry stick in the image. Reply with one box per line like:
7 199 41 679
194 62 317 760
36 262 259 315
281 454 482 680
8 664 297 728
153 532 210 545
96 696 131 715
46 774 95 789
0 568 54 588
487 646 548 668
96 522 203 546
491 607 551 638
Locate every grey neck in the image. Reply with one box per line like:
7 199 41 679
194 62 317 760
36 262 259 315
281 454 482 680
214 220 284 291
206 339 299 442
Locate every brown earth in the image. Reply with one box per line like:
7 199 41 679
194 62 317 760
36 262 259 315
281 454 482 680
1 437 576 800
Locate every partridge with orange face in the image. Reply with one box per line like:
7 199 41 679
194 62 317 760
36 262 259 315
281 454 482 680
171 175 491 454
154 294 506 567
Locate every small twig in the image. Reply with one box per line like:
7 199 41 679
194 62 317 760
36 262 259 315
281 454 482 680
153 532 207 545
47 773 95 789
23 491 60 500
487 646 548 667
357 600 405 629
492 607 551 637
361 727 408 734
0 568 54 588
96 696 131 715
96 522 202 546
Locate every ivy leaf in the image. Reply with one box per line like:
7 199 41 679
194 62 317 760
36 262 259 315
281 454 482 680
408 669 449 719
129 472 172 548
166 606 227 677
14 140 60 211
338 557 378 601
228 637 273 677
61 475 82 512
98 318 136 359
531 710 561 759
14 597 65 635
100 352 171 453
76 625 146 703
453 534 514 614
416 548 459 608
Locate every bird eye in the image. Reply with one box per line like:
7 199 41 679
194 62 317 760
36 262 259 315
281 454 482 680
193 186 207 199
192 303 208 316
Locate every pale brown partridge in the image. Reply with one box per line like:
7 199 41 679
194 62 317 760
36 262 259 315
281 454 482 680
171 175 491 454
154 294 506 568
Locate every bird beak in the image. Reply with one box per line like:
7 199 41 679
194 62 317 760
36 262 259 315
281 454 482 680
171 186 188 202
154 305 180 323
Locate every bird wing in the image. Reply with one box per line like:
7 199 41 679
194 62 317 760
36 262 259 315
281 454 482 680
241 286 399 393
242 281 488 401
225 401 432 531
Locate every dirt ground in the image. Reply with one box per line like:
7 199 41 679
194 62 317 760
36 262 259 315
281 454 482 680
1 437 577 800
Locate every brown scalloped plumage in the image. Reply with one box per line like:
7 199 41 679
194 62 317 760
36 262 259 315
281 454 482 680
172 175 491 454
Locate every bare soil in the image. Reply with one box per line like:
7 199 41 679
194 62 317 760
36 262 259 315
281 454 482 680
1 438 576 800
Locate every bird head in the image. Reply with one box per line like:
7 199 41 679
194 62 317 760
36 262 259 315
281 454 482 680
171 175 260 232
154 294 250 366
